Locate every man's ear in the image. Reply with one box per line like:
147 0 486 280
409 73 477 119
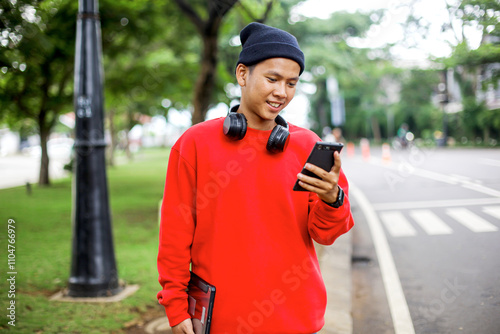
236 63 248 87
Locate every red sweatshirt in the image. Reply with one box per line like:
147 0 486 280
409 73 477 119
157 117 354 333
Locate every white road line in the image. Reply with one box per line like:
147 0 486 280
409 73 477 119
483 206 500 221
446 208 499 233
409 209 453 235
479 158 500 167
368 156 500 197
449 174 472 182
373 198 500 211
351 185 415 334
462 183 500 197
380 211 417 237
370 157 457 185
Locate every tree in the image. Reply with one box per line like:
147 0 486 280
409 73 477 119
98 0 199 163
284 10 395 140
1 0 203 179
386 0 500 144
172 0 240 125
443 0 500 143
0 0 77 185
394 69 441 139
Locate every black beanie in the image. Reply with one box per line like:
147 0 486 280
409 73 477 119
237 22 305 75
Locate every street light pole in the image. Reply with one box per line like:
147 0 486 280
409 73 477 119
68 0 121 297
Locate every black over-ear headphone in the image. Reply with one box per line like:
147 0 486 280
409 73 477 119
223 105 290 153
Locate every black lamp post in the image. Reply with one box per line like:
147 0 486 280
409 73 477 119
68 0 121 297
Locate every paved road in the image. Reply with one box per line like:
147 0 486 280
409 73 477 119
344 146 500 334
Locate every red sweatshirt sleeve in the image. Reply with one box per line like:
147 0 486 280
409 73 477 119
157 147 195 327
307 168 354 245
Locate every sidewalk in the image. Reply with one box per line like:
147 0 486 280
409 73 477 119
0 153 69 189
142 233 353 334
317 232 353 334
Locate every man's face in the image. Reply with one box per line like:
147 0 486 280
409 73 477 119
237 58 300 130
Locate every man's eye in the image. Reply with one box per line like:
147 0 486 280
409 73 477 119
288 82 297 87
267 77 277 82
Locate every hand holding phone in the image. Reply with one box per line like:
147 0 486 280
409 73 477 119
293 142 343 192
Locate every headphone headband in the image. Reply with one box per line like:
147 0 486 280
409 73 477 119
274 114 288 130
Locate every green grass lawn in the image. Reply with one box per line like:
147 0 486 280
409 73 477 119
0 148 171 333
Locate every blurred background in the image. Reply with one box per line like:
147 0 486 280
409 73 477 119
1 0 498 186
0 0 499 333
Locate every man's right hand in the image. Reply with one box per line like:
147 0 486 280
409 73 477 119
171 318 194 334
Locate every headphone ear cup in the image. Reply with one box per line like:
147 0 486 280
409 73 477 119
266 125 290 153
223 113 247 140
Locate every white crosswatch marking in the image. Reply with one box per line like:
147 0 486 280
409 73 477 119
446 208 499 233
409 210 453 235
380 211 417 237
483 206 500 221
373 198 500 211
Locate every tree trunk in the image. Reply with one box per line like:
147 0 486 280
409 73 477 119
371 115 382 143
192 32 218 125
172 0 240 125
483 127 490 144
39 125 50 186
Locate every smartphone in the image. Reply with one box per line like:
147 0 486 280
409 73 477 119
293 142 343 191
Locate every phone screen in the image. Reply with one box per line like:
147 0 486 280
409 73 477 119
292 142 343 191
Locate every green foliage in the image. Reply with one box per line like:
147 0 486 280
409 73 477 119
395 69 442 137
0 0 79 183
288 12 372 136
459 97 487 137
293 11 376 77
445 0 500 76
100 0 199 115
459 0 500 36
441 0 500 143
446 41 500 68
285 10 407 140
0 0 77 123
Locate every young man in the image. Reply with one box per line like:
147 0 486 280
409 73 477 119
157 22 354 334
